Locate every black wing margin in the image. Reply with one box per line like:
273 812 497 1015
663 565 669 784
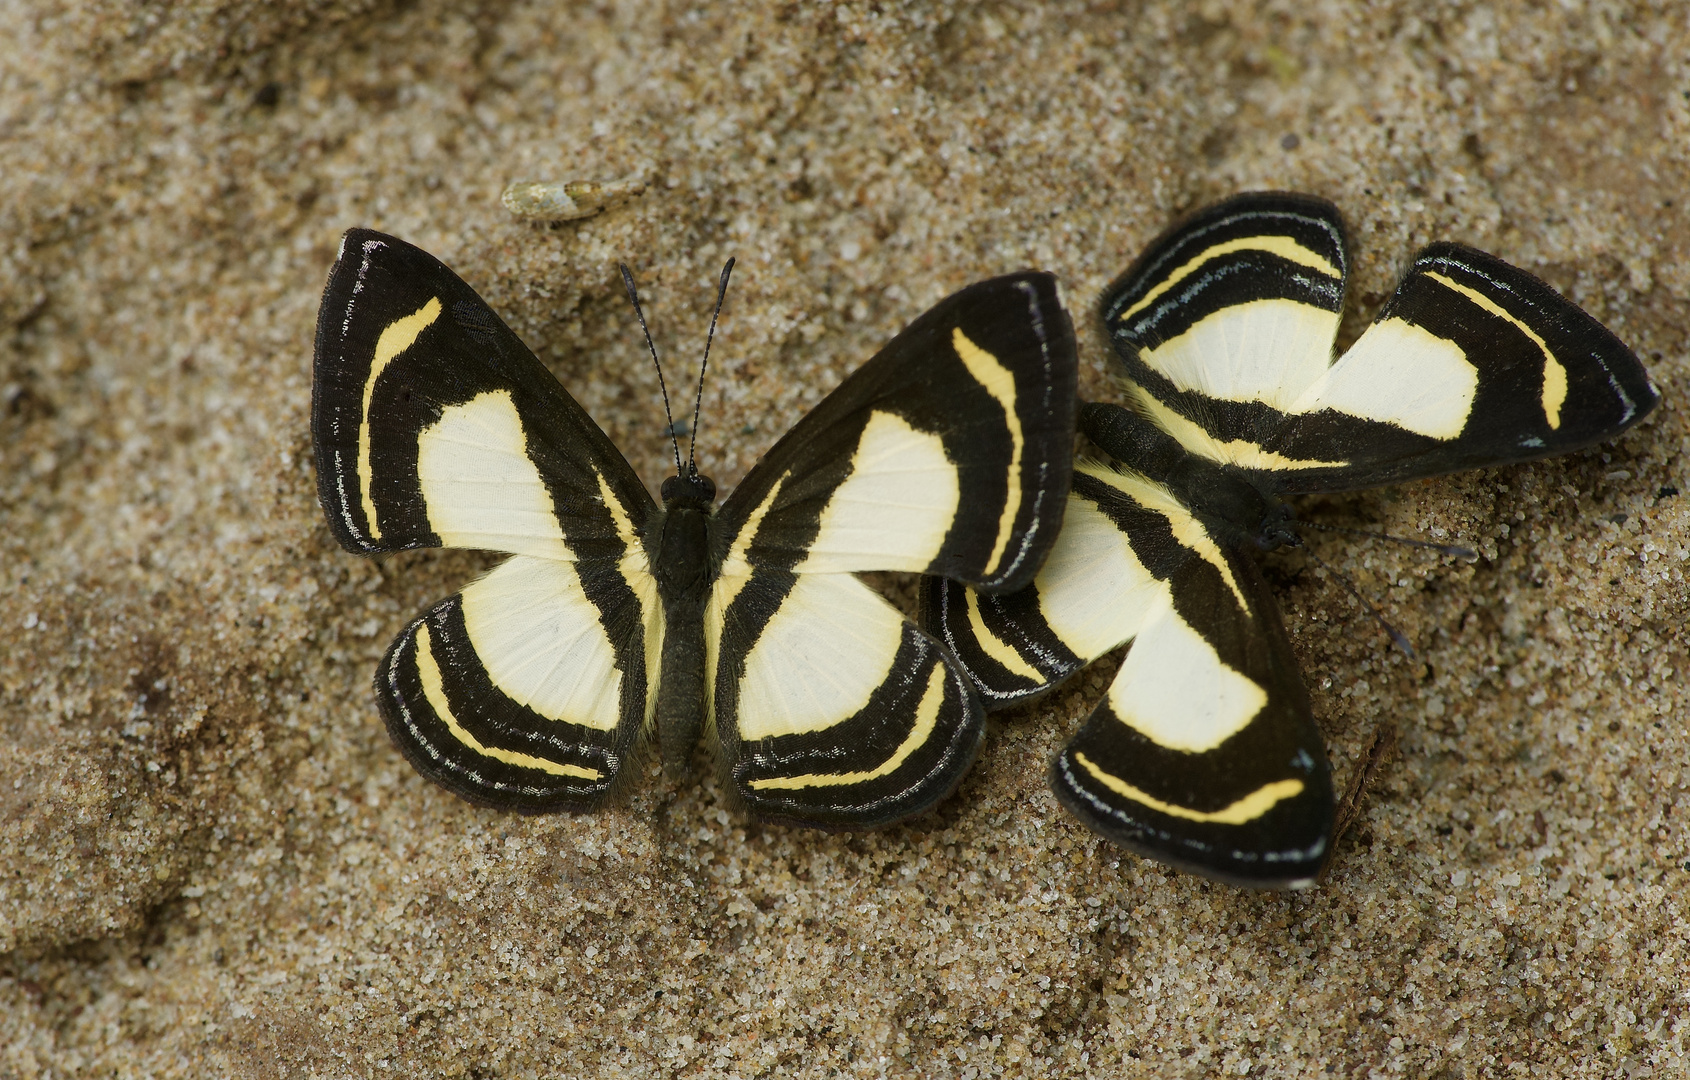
713 272 1078 593
312 229 654 558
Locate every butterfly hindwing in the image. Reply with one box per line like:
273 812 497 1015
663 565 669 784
377 555 656 811
709 567 985 828
314 231 661 810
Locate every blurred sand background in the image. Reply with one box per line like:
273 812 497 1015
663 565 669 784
2 1 1687 1076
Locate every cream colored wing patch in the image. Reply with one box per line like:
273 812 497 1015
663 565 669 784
1293 318 1479 440
1104 590 1268 754
459 555 641 732
1138 297 1339 410
1029 491 1164 661
416 390 575 560
793 410 960 575
731 572 906 741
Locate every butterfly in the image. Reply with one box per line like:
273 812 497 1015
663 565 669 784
922 192 1659 887
312 230 1078 828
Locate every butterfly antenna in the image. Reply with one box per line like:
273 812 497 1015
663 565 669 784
1294 520 1478 563
619 263 685 479
687 257 735 474
1296 539 1417 661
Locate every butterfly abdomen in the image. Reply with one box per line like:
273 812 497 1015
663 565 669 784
648 493 716 773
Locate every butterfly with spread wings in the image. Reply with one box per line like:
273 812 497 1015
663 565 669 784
924 192 1658 887
313 230 1078 828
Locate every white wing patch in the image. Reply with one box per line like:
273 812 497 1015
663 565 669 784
1139 298 1338 410
733 573 904 741
459 555 630 733
1031 493 1164 661
1106 590 1267 754
1293 317 1478 440
793 410 960 575
417 390 574 560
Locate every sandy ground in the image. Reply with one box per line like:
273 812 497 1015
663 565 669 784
2 1 1688 1076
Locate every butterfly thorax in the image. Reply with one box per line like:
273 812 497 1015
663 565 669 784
647 469 718 774
1082 400 1296 552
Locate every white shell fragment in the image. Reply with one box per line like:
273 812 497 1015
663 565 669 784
500 176 646 222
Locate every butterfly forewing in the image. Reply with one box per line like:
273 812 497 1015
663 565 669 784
1048 523 1331 889
313 229 655 559
714 272 1078 592
1266 241 1660 491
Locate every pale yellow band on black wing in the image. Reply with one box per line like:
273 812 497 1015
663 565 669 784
1029 489 1165 661
734 573 905 741
792 411 959 575
1291 318 1479 441
1115 235 1343 325
1078 460 1250 614
747 664 946 791
964 587 1042 681
1422 269 1566 429
460 556 628 733
1127 387 1349 472
950 327 1023 578
414 620 602 780
1104 591 1267 753
416 390 574 559
1139 298 1340 411
1072 751 1302 824
358 295 442 539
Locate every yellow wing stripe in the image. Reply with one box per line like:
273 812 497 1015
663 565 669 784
1127 387 1349 473
1073 751 1302 824
965 588 1043 682
1423 270 1567 430
748 664 946 791
951 327 1023 578
1076 459 1251 614
358 296 442 538
414 622 601 781
1116 236 1342 324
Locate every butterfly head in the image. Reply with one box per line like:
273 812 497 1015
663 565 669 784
1253 499 1298 552
661 468 716 507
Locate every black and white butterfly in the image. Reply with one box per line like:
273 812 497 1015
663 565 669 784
924 192 1659 887
312 230 1077 828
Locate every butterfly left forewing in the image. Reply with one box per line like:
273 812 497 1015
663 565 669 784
313 229 655 560
1049 523 1333 889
